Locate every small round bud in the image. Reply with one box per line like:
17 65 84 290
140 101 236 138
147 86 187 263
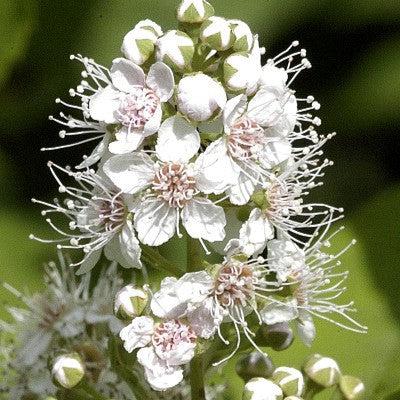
177 73 227 121
52 353 85 389
200 16 235 51
236 352 275 382
230 20 253 52
256 323 294 351
156 30 194 71
114 284 148 320
121 20 163 65
303 354 340 388
243 378 283 400
177 0 214 24
272 367 304 397
339 376 366 400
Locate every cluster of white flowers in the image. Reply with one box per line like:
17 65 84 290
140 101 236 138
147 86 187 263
28 0 367 395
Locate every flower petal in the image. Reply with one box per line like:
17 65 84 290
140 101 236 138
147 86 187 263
260 299 299 325
227 169 257 205
76 134 110 169
102 152 154 194
259 138 292 169
182 198 226 242
188 297 221 339
247 87 281 127
146 62 175 102
297 312 316 347
119 316 154 353
108 127 145 154
134 198 177 246
223 94 247 132
143 103 162 136
76 248 102 275
89 86 120 124
110 58 145 92
155 116 200 163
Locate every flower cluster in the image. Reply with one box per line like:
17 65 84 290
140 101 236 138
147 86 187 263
25 0 367 395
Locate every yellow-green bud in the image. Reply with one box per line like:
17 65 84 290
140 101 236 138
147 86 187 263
177 0 214 24
303 354 341 388
339 376 366 400
114 284 148 320
52 353 84 389
273 367 304 397
200 17 235 51
230 20 253 52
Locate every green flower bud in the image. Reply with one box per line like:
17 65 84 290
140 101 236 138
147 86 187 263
236 352 275 382
230 20 253 52
156 30 195 71
303 354 341 388
256 323 294 351
114 284 148 320
52 353 85 389
200 17 235 51
243 378 283 400
273 367 304 397
339 375 366 400
177 0 214 24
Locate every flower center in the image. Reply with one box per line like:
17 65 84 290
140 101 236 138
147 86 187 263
214 262 255 308
117 87 159 130
152 320 197 354
152 163 196 208
92 193 126 233
228 117 265 161
264 182 302 218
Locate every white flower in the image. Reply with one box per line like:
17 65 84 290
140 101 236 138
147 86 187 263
230 20 253 52
223 36 262 95
199 95 292 205
114 284 148 319
156 30 194 71
119 316 154 352
121 20 163 65
89 58 174 154
243 378 283 400
200 16 235 51
177 73 227 121
177 0 214 23
103 116 227 247
52 353 85 389
31 163 142 273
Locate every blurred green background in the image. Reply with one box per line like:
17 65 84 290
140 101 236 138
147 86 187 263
0 0 399 398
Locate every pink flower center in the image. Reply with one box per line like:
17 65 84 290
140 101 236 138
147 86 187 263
214 262 255 308
152 163 196 208
152 320 197 354
228 117 265 161
117 87 159 131
91 193 126 233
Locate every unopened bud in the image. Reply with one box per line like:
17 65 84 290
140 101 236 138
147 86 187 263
114 284 148 320
243 378 283 400
303 354 340 388
200 17 235 51
339 376 365 400
156 30 194 71
52 353 85 389
236 352 275 382
272 367 304 397
177 0 214 23
230 20 253 52
256 322 294 351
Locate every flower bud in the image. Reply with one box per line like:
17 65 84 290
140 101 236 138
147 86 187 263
200 17 235 51
284 397 304 400
243 378 283 400
236 352 275 382
339 375 366 400
223 52 256 94
303 354 341 388
272 367 304 397
256 323 294 351
156 30 194 71
177 73 227 121
121 20 163 65
114 284 148 320
230 20 253 52
52 353 85 389
177 0 214 24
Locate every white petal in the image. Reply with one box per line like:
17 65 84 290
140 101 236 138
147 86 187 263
155 116 200 163
143 104 162 136
110 58 145 92
223 94 247 132
156 340 196 366
102 152 154 194
297 312 316 347
188 297 221 339
76 135 109 169
195 138 239 194
260 299 299 325
89 86 120 124
259 138 292 169
76 248 102 275
146 62 175 102
247 88 282 127
182 198 226 242
109 127 145 155
259 64 288 91
119 316 154 353
227 169 257 205
177 271 213 304
134 198 176 246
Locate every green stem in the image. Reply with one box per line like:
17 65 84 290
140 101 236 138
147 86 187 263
142 245 183 276
188 238 206 400
77 380 108 400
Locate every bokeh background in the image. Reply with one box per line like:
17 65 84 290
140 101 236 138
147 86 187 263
0 0 399 398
